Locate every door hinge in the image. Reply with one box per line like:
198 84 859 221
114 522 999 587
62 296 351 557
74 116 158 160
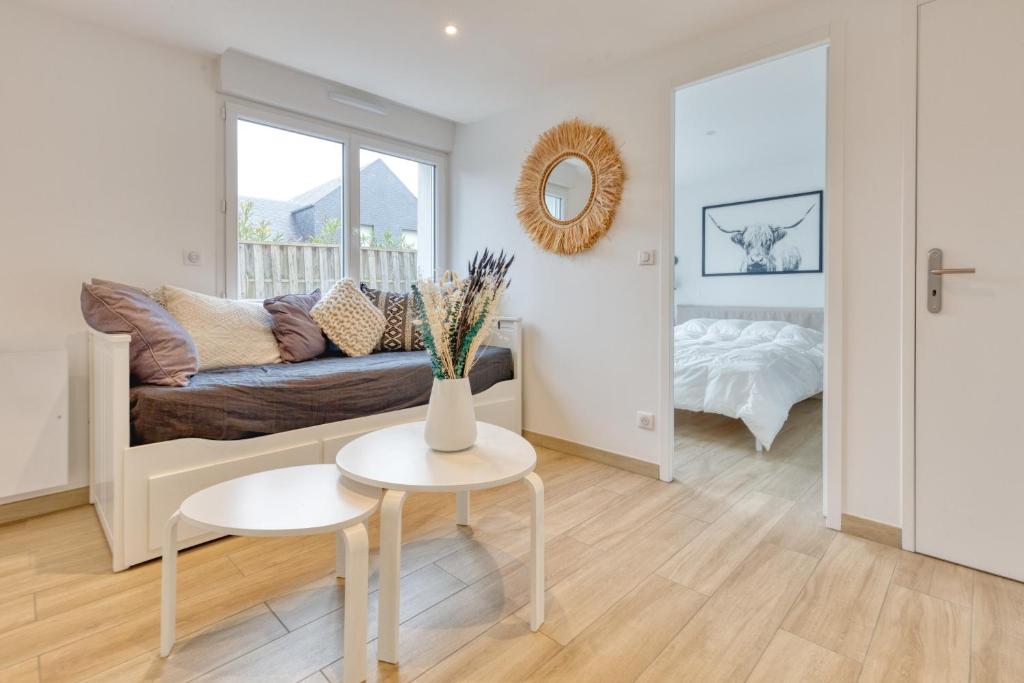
220 199 227 214
220 104 227 121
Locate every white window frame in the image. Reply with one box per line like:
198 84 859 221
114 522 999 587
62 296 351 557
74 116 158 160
222 99 447 298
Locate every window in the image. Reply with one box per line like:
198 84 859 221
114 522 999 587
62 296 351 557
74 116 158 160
359 148 435 292
226 104 443 298
233 119 344 298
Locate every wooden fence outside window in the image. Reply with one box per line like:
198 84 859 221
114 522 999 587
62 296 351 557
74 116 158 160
237 242 418 298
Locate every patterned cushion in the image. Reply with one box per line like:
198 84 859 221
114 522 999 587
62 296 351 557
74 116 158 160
360 283 424 352
163 286 282 370
311 280 386 357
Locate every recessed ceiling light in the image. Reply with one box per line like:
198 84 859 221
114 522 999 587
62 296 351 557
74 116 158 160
444 24 458 36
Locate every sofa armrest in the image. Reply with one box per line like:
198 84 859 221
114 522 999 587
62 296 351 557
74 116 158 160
88 329 131 570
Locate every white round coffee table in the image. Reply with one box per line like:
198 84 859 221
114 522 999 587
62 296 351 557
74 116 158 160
337 421 544 665
160 464 379 683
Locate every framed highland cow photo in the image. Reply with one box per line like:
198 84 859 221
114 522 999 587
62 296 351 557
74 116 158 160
701 190 823 276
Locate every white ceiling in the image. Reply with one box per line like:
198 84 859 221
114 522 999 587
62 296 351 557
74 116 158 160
20 0 800 123
675 44 827 186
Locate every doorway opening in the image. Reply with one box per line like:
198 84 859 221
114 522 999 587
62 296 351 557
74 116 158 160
668 45 829 516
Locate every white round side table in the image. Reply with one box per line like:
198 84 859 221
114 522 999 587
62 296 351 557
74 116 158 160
336 421 544 665
160 464 379 683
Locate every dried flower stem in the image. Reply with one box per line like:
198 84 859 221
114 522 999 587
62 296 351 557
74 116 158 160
413 250 513 380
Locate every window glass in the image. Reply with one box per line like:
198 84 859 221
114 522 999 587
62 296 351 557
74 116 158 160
359 148 435 292
236 120 344 298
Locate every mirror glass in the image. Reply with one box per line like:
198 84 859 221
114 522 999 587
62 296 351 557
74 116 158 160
542 156 593 222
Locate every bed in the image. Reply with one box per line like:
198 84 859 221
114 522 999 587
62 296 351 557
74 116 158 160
90 318 522 571
673 317 823 450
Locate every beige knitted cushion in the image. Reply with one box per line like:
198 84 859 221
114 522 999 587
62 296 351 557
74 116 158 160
163 285 282 370
311 279 386 357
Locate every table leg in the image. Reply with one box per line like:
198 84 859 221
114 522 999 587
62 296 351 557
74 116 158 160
378 489 407 664
524 472 545 631
160 511 181 657
336 529 346 579
456 490 471 526
341 523 370 683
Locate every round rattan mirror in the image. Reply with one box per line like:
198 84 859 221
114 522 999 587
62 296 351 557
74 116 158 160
515 119 625 255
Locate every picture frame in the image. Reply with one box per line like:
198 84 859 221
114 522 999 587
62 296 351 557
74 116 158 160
701 190 823 276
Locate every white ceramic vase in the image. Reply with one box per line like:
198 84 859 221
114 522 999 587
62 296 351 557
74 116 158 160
424 377 477 451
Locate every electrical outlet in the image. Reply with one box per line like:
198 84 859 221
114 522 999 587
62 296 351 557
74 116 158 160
636 411 655 430
637 250 656 266
183 250 202 266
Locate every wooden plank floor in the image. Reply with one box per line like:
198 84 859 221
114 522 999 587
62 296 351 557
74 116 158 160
2 399 1022 681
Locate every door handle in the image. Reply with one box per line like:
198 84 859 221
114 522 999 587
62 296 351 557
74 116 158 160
929 268 976 275
927 249 976 313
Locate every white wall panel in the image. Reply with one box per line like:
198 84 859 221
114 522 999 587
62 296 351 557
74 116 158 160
0 351 69 499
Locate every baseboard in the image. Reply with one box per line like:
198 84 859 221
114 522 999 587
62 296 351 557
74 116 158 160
522 430 659 478
841 513 902 548
0 486 90 526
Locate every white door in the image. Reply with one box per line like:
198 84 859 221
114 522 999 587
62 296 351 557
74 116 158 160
916 0 1024 581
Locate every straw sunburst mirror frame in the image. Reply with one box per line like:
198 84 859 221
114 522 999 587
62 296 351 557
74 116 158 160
515 119 625 255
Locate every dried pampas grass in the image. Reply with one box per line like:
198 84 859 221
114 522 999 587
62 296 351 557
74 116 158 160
413 250 513 380
515 118 625 255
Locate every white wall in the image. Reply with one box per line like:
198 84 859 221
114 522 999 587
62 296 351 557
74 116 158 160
451 0 904 526
675 46 826 309
0 2 222 502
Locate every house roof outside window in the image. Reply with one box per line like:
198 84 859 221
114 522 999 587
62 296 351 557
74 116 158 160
240 159 417 242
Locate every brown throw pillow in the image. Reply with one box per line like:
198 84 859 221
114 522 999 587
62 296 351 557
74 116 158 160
90 278 166 307
81 282 198 386
263 289 326 363
360 283 424 352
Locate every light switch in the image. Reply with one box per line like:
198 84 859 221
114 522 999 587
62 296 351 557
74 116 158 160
637 250 656 266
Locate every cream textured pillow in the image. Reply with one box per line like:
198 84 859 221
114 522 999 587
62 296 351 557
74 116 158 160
163 286 282 370
311 279 386 357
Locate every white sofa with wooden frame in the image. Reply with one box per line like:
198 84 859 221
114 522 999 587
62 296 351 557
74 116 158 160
89 317 522 571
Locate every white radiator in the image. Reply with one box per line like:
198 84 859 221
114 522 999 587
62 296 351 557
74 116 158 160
0 350 69 499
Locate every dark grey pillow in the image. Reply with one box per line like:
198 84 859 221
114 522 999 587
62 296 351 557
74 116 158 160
360 283 424 352
263 289 326 362
81 281 198 386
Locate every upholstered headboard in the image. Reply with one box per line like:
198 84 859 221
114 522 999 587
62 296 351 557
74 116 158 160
675 304 824 332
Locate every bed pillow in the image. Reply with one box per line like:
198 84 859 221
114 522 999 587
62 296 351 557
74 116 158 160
776 324 824 349
90 278 166 308
705 319 749 341
263 290 325 363
311 279 385 357
80 282 198 386
360 283 424 352
738 320 789 342
163 285 282 370
675 318 716 340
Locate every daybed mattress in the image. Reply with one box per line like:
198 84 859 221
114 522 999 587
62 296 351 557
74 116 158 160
674 318 823 449
129 346 513 445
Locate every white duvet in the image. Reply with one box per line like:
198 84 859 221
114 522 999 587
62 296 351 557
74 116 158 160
674 318 823 449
